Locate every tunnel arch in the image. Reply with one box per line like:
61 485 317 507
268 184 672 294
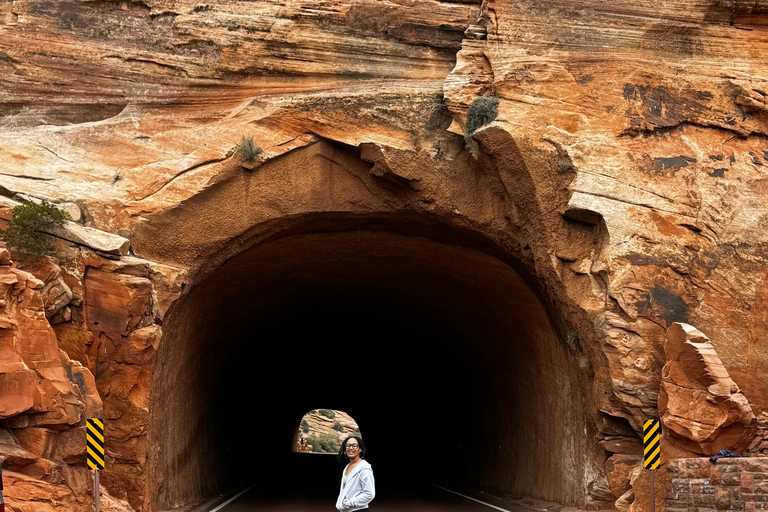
147 222 592 510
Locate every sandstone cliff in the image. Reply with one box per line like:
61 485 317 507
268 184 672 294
0 1 767 512
295 409 359 453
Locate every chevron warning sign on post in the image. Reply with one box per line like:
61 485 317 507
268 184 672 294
643 419 661 470
87 418 105 471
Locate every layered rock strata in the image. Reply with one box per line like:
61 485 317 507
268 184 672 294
0 244 133 512
0 0 766 512
0 231 185 512
660 322 756 457
294 409 359 453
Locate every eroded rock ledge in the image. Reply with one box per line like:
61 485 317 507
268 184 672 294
0 1 767 512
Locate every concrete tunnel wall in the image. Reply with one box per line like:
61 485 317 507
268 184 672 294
147 227 590 510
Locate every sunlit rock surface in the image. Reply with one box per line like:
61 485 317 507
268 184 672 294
0 0 767 511
0 244 135 512
660 322 756 456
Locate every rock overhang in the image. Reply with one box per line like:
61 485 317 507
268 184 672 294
1 1 767 511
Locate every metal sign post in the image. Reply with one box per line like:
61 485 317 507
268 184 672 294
643 419 661 512
94 470 100 512
1 459 5 512
87 418 106 512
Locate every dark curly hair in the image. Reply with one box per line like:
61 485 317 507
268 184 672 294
336 436 366 464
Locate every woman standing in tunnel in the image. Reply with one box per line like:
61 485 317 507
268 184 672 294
336 436 375 511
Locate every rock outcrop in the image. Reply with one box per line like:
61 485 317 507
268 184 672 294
295 409 359 453
0 244 135 512
0 0 767 511
746 412 768 457
659 322 757 457
0 237 185 511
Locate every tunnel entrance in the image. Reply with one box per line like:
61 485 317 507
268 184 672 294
148 227 589 510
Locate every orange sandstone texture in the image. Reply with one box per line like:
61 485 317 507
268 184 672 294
0 244 134 511
0 0 766 511
659 323 756 457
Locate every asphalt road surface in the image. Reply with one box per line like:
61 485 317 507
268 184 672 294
214 455 522 512
221 481 514 512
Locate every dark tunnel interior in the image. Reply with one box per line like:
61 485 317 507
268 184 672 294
209 291 496 498
148 228 589 509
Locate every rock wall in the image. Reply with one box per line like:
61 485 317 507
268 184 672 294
0 244 134 512
667 458 768 512
0 0 767 511
660 323 756 458
0 232 186 511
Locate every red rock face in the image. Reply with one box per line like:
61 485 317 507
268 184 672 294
0 244 130 511
0 242 185 512
659 323 757 456
0 0 767 511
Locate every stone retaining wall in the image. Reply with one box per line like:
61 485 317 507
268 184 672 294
667 458 768 512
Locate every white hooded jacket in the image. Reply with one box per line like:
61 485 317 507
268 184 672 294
336 459 375 511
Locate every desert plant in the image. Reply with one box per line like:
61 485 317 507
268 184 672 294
241 136 263 163
464 96 499 159
318 409 336 419
0 199 71 256
332 422 344 432
307 433 341 453
354 427 361 437
301 419 310 433
466 96 499 135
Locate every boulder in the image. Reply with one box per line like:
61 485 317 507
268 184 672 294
2 468 136 512
0 429 37 467
605 454 643 497
746 411 768 457
659 322 757 456
599 436 643 455
83 270 153 338
627 463 664 512
11 428 55 459
0 197 130 256
19 257 74 322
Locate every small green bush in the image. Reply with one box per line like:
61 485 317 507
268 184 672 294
241 136 263 163
0 199 71 256
466 96 499 135
300 419 310 433
318 409 335 419
332 422 344 432
465 96 499 160
354 427 361 437
307 433 341 453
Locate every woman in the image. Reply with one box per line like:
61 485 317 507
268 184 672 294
335 436 375 511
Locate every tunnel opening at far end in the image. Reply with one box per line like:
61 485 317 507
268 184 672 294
294 409 361 454
148 227 590 510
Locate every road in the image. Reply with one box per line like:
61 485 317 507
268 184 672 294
213 455 523 512
221 480 516 512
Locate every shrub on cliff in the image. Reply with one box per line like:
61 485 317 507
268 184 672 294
301 419 310 433
318 409 336 419
241 136 263 163
332 422 344 432
307 433 341 453
465 96 499 160
0 199 70 256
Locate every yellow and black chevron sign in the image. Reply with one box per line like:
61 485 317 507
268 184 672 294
643 419 661 470
87 418 105 471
